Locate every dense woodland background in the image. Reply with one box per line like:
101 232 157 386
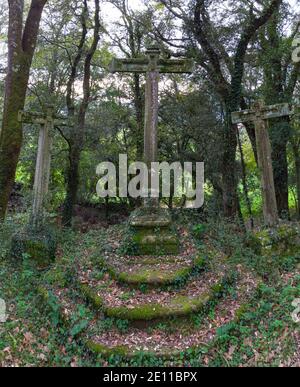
0 0 299 227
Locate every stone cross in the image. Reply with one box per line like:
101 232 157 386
110 45 194 207
232 100 293 227
18 105 71 228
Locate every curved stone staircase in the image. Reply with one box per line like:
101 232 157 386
39 227 259 361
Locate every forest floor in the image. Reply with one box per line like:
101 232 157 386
0 211 299 367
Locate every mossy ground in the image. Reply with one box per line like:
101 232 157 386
10 227 57 269
0 215 299 366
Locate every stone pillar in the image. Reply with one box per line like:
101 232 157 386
143 47 160 208
32 106 54 228
253 100 279 227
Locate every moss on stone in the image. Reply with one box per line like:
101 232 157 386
86 340 130 357
86 338 184 360
104 288 216 321
116 266 191 286
77 274 224 321
121 212 180 256
80 284 103 309
11 228 57 269
86 338 178 360
247 223 300 256
129 207 171 228
130 227 180 256
95 254 207 287
105 302 167 321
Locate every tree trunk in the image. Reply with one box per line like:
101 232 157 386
292 142 300 220
0 57 28 220
271 138 289 218
237 128 254 228
62 0 100 227
0 0 47 220
222 105 238 218
62 143 80 227
237 194 246 231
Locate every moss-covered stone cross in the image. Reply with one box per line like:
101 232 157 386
18 105 71 228
110 45 194 208
232 100 294 227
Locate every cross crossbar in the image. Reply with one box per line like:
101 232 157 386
18 110 71 127
110 57 195 74
232 103 292 124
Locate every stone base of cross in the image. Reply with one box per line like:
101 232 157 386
110 46 194 255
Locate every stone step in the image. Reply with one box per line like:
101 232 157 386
96 225 202 286
96 255 207 286
78 269 230 321
39 264 259 361
129 208 172 228
85 269 258 358
130 227 180 255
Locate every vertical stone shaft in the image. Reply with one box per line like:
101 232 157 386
109 45 194 212
144 70 159 167
32 107 53 227
143 48 160 207
253 101 279 226
43 107 54 196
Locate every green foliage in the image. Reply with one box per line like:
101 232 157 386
192 223 207 240
46 292 62 327
69 305 91 337
1 215 300 367
118 228 139 256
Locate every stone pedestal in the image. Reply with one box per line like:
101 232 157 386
11 227 57 269
246 223 300 256
127 208 179 256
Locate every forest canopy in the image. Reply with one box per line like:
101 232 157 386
0 0 298 224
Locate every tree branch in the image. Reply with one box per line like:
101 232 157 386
230 0 282 107
22 0 47 56
66 0 88 115
194 0 230 100
81 0 100 111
